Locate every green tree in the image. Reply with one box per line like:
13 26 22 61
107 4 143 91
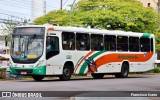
155 28 160 52
0 18 30 46
34 10 70 26
34 0 160 51
73 0 159 33
34 0 159 34
0 19 17 46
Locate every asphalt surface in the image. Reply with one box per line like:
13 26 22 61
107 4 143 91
0 73 160 100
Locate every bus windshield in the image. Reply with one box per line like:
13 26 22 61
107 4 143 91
11 27 45 63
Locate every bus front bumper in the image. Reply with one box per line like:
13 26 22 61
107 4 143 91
10 66 46 75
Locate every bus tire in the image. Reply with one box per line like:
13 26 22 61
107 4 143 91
32 75 44 81
91 73 104 79
59 64 72 81
115 63 129 78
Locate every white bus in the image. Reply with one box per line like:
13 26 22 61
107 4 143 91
10 25 156 81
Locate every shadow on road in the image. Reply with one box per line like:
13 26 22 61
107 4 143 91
17 74 150 82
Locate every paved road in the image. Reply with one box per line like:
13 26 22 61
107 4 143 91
0 74 160 100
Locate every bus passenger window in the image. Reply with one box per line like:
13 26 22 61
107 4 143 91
91 34 103 51
104 35 116 51
140 38 150 52
76 33 90 50
151 38 153 52
129 37 139 52
117 36 128 51
62 32 75 50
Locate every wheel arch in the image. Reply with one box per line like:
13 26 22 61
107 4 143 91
122 60 130 71
63 61 74 74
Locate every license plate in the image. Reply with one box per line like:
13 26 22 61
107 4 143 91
21 71 27 75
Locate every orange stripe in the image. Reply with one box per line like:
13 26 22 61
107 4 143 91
74 51 94 73
95 52 153 69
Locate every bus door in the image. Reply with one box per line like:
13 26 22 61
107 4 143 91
46 36 60 75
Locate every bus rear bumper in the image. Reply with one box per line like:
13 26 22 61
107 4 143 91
10 66 46 76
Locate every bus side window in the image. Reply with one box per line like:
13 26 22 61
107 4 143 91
117 36 128 51
140 37 150 52
76 33 90 50
151 38 153 52
62 32 75 50
91 34 103 51
104 35 116 51
129 37 139 52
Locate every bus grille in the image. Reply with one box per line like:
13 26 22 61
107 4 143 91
15 69 33 75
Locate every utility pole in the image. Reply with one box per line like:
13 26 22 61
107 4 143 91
158 0 160 12
60 0 63 10
70 0 76 25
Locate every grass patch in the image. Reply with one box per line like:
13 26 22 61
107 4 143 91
147 67 160 73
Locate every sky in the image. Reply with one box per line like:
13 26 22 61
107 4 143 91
0 0 79 22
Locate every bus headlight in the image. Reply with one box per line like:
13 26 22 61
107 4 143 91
35 60 44 68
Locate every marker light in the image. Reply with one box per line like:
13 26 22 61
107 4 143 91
47 28 54 31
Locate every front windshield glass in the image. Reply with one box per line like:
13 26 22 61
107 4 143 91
11 27 45 63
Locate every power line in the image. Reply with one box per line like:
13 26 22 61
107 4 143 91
0 0 54 9
63 0 69 7
0 12 30 21
152 0 157 4
22 0 54 9
0 0 57 15
0 1 46 13
0 9 31 17
0 0 74 22
0 18 26 24
0 0 54 10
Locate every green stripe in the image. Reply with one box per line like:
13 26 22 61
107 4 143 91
32 66 46 75
79 50 106 74
142 33 151 38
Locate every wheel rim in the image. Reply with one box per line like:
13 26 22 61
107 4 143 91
123 67 128 76
64 68 70 77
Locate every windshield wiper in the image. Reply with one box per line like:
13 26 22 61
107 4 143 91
27 34 37 51
29 34 36 44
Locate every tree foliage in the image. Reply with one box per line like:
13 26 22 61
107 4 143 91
34 0 159 34
0 18 30 46
0 20 17 45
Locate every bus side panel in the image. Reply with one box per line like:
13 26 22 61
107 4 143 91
96 62 122 73
130 53 155 72
46 50 76 75
74 51 97 74
46 54 64 75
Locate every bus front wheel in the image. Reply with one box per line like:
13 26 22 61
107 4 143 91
59 65 72 81
32 75 44 81
115 63 129 78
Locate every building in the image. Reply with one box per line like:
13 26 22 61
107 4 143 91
32 0 46 21
137 0 158 10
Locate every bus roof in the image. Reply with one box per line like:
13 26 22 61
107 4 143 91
15 25 154 38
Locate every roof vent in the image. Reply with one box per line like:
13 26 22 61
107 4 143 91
53 24 59 26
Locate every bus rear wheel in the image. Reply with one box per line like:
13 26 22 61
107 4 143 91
91 73 104 79
32 75 44 81
115 63 129 78
59 65 72 81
